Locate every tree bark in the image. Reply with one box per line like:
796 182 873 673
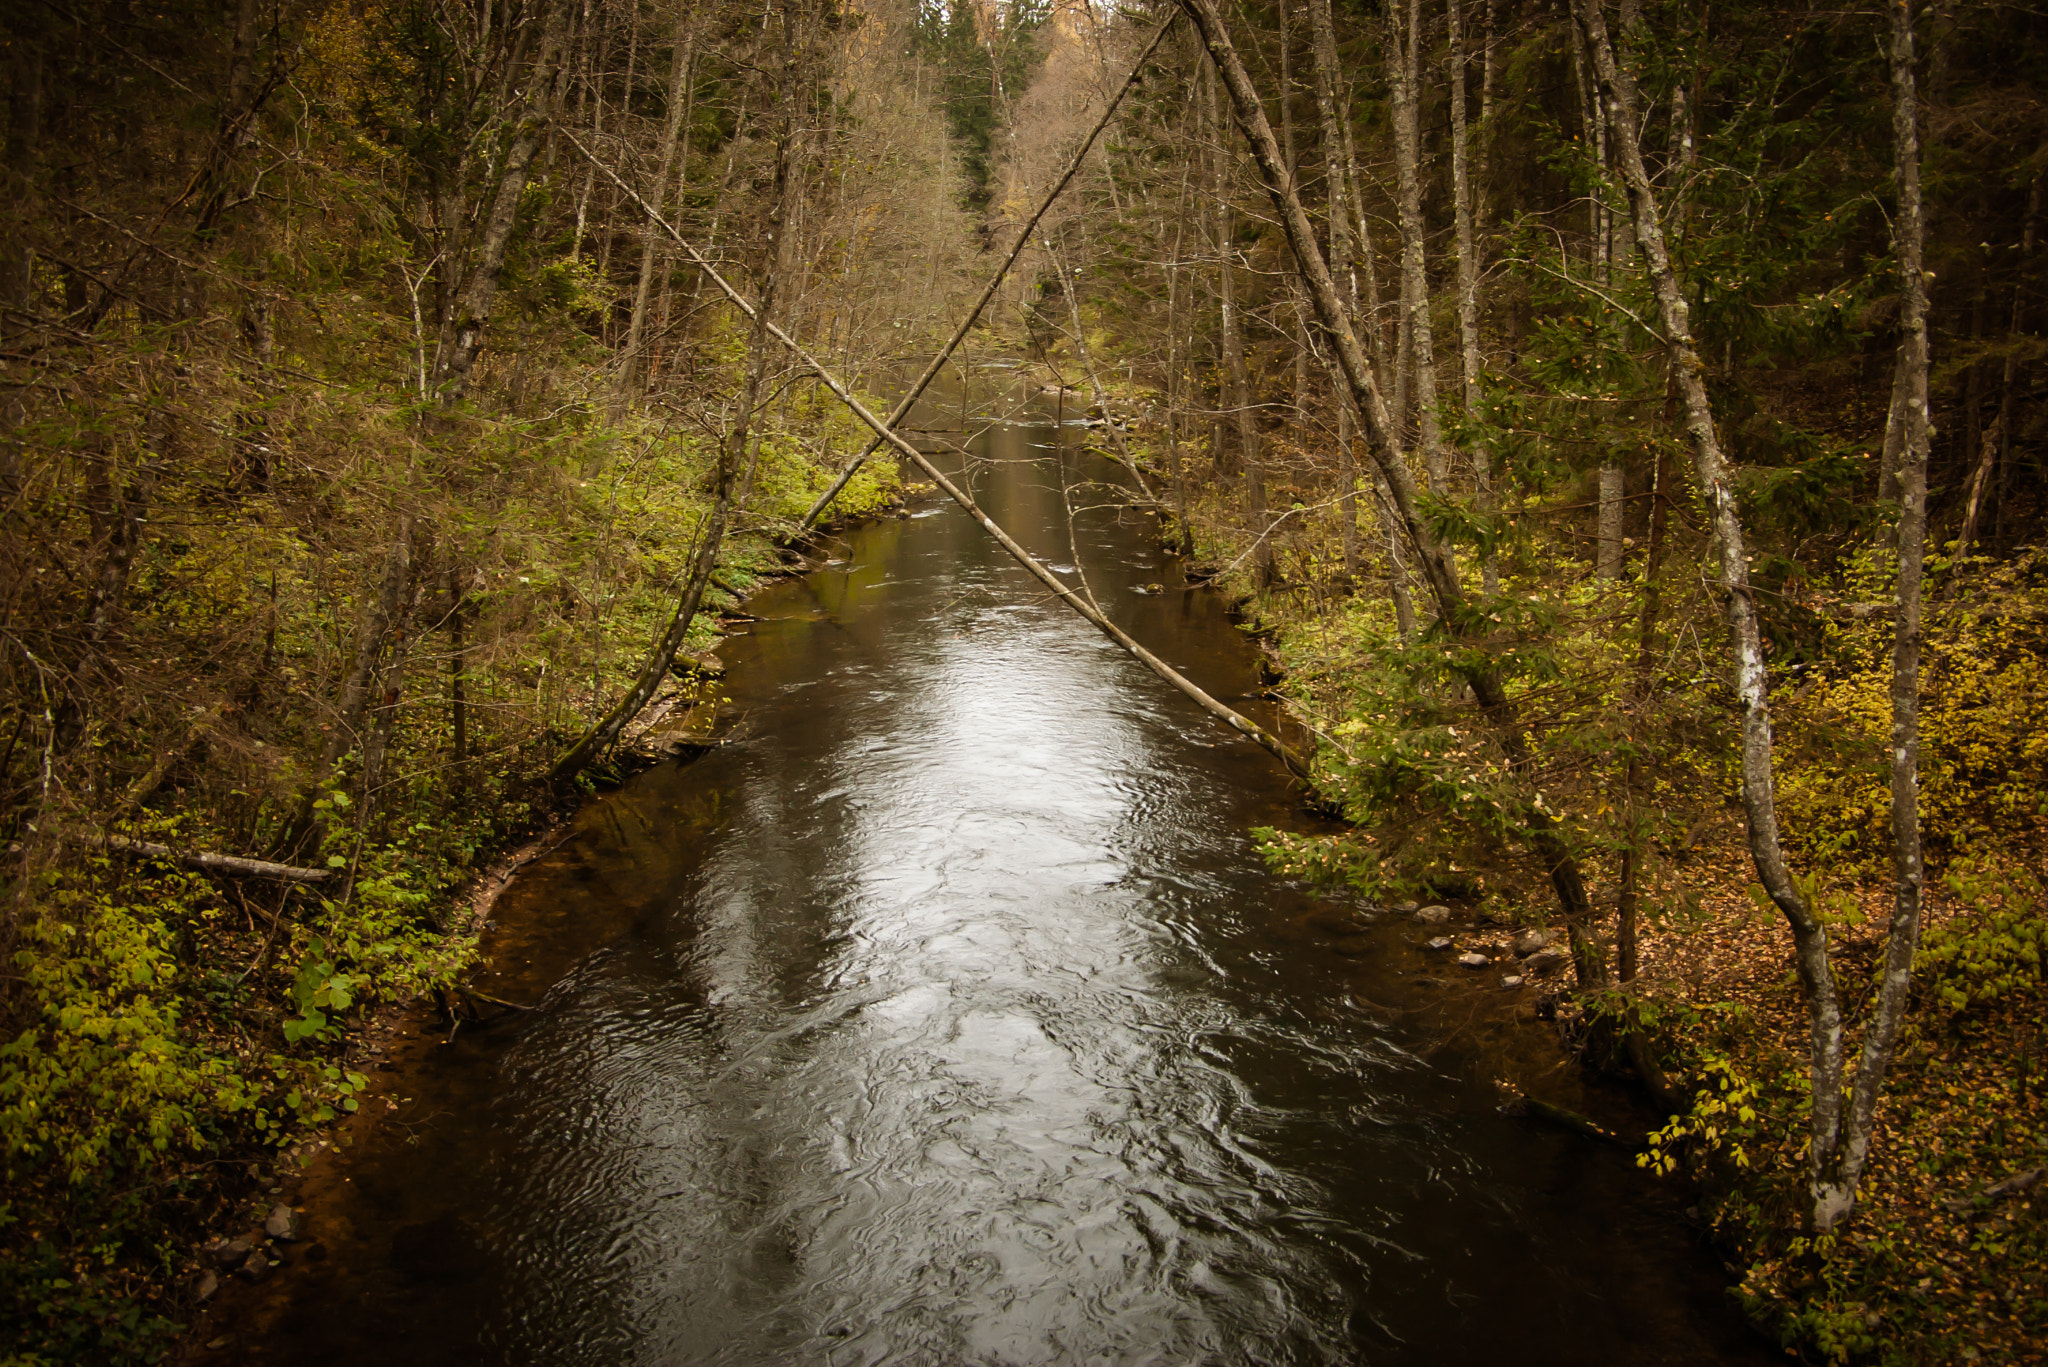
1828 0 1935 1231
1388 0 1443 488
1307 0 1361 581
1202 61 1273 584
1573 0 1857 1222
1448 0 1496 592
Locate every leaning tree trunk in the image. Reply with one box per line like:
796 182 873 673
1573 0 1861 1225
1179 0 1605 985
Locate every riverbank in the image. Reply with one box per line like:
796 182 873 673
1117 402 2048 1361
0 391 913 1362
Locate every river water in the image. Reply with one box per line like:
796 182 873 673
222 380 1770 1365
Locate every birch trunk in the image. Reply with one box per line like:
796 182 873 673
1306 0 1360 579
1827 0 1935 1231
1573 0 1855 1222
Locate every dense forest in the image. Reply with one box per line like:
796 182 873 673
2 0 2045 1360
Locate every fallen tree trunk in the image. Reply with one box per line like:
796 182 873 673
794 15 1177 535
65 830 332 884
564 129 1312 785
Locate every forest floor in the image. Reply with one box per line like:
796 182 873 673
1617 828 2048 1365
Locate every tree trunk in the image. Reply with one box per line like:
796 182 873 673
1448 0 1496 592
435 0 573 401
1961 167 2040 557
1204 62 1272 583
1828 0 1936 1232
1307 0 1360 581
1572 0 1856 1223
1388 0 1443 488
1571 5 1626 581
1179 0 1604 983
616 23 696 414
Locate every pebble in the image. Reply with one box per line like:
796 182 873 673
1456 952 1490 968
1501 975 1525 989
264 1203 303 1242
1424 936 1454 951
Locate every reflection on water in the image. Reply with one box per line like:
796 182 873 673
225 385 1767 1365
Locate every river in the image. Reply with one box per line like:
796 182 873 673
213 376 1770 1365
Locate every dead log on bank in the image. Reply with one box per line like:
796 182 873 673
60 829 332 884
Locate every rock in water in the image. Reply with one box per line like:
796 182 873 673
1501 975 1525 989
1513 929 1551 957
1424 936 1454 951
1415 905 1452 924
195 1270 220 1303
1456 952 1490 968
212 1237 253 1268
1524 947 1570 975
264 1203 302 1242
